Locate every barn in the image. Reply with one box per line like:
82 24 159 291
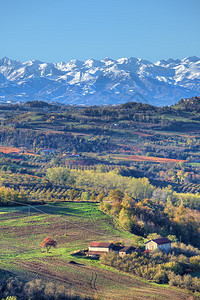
87 242 115 258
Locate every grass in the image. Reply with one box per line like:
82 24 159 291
0 202 198 299
159 114 200 123
186 162 200 167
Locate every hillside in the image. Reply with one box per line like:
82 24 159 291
0 202 198 300
0 97 200 195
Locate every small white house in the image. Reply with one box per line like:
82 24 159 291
145 237 171 253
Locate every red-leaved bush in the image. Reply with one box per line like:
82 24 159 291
40 237 57 252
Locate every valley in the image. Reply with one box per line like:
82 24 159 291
0 98 200 298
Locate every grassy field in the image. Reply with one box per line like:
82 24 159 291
0 202 199 299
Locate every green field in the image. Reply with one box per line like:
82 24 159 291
0 202 198 299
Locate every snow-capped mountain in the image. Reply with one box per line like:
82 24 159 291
0 56 199 106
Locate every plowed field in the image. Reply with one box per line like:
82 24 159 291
116 155 187 163
0 146 21 153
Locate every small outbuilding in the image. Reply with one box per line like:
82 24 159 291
119 246 135 257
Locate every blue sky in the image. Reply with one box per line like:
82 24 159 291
1 0 199 63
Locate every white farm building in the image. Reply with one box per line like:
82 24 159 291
145 237 172 253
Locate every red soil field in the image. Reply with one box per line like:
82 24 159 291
116 155 187 163
0 146 21 154
21 152 40 157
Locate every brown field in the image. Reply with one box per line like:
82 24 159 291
115 155 187 163
0 146 21 154
13 258 197 300
20 152 40 157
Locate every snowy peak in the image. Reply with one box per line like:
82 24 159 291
155 58 181 68
0 56 19 66
0 56 199 106
182 56 200 63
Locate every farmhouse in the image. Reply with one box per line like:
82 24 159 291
88 242 115 258
87 242 136 258
145 237 172 253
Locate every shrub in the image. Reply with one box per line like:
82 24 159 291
154 269 169 284
40 237 57 252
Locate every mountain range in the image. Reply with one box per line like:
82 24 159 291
0 56 199 106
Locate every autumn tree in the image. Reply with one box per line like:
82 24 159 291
81 191 90 201
40 237 57 252
46 167 74 185
108 189 123 203
136 236 144 246
121 193 134 209
147 233 161 240
96 192 104 202
118 208 133 231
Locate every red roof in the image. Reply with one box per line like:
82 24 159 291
89 242 114 248
89 242 100 247
145 237 171 245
